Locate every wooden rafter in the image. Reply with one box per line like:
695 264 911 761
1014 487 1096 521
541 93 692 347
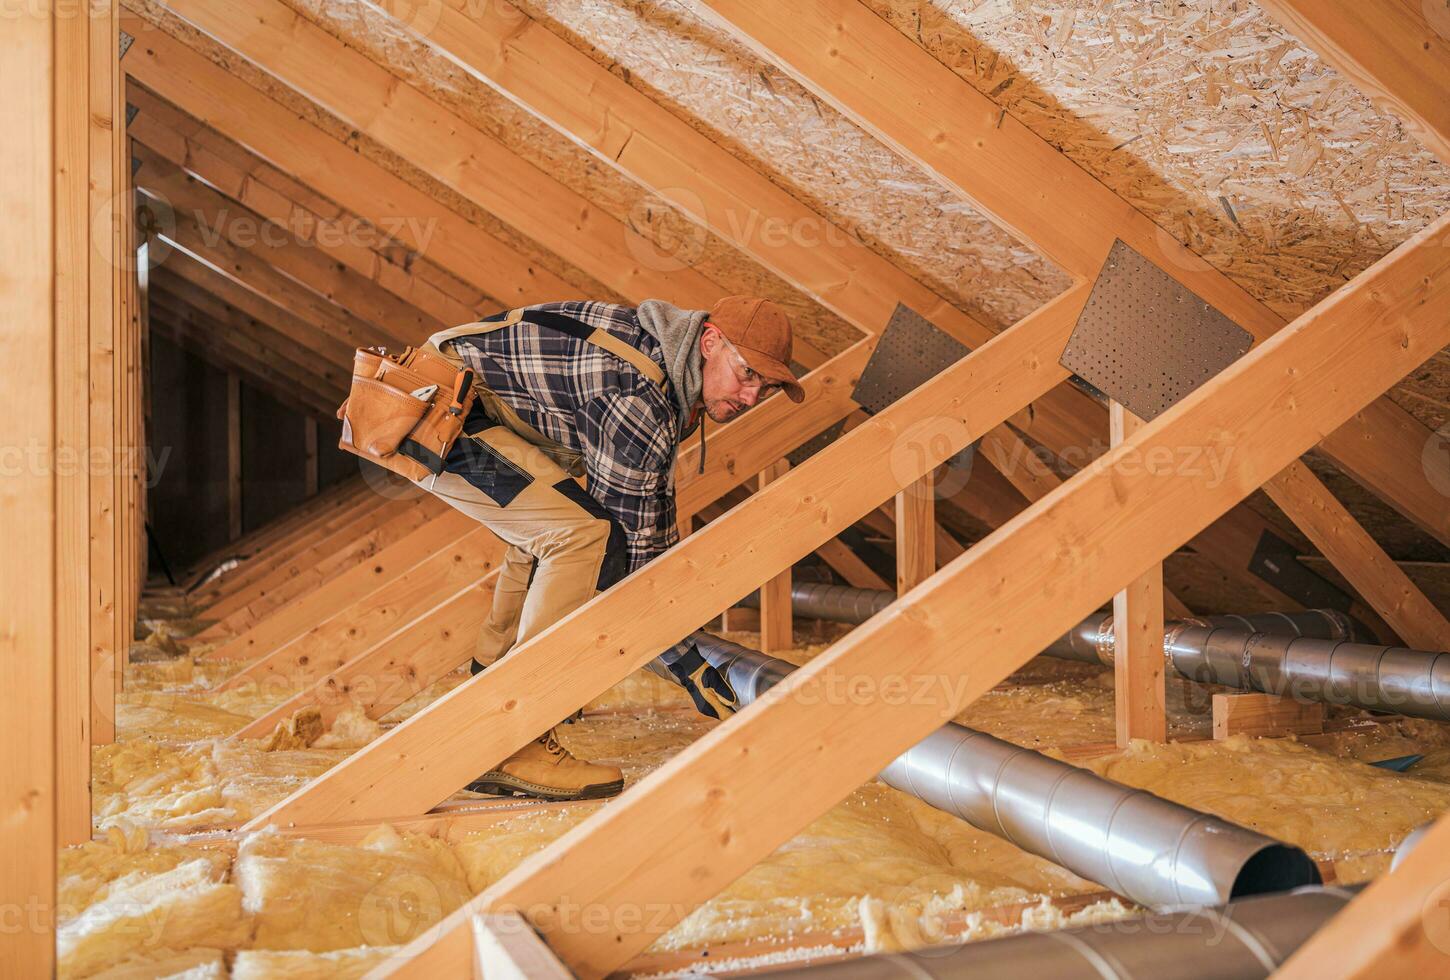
1256 0 1450 166
382 210 1450 980
134 141 443 343
149 279 350 396
125 1 742 321
365 0 1370 618
127 87 486 327
693 0 1450 551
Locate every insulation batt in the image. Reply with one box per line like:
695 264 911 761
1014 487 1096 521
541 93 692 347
57 618 1450 974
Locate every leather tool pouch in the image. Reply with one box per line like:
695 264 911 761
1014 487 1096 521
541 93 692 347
336 346 476 482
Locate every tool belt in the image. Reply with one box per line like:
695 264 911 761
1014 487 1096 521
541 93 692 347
336 345 476 483
337 307 669 483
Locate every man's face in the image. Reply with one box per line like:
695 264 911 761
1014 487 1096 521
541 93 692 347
699 324 773 423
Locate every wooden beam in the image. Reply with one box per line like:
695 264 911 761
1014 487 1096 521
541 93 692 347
1263 460 1450 651
235 284 1092 832
227 372 242 540
127 85 487 327
1275 811 1450 978
814 537 890 591
151 271 352 393
1256 0 1450 167
157 248 354 365
382 209 1450 979
134 141 443 344
757 460 793 652
149 314 336 419
150 288 347 405
119 18 574 310
2 2 61 966
135 1 732 313
894 472 935 593
694 0 1450 549
1111 404 1167 745
150 194 400 353
202 495 447 639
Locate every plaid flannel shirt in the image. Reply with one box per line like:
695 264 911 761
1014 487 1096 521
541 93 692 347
448 301 684 571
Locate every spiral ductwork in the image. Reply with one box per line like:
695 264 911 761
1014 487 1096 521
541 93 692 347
657 632 1319 910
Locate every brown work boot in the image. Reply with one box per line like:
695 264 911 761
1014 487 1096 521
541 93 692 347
466 729 624 801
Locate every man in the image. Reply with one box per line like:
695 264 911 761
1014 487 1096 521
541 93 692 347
419 296 805 801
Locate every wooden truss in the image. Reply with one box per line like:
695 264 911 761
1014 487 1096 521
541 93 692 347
13 0 1449 975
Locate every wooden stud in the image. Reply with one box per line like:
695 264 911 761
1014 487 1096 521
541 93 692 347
894 471 935 593
2 3 61 968
757 460 793 652
90 0 121 747
1111 403 1167 745
1212 692 1325 740
694 0 1450 548
372 213 1450 976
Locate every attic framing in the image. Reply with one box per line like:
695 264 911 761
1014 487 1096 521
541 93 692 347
9 0 1450 976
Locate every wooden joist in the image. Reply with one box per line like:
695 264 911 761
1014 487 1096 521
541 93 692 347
693 0 1450 550
205 511 476 664
384 209 1450 979
757 460 793 652
235 282 1093 832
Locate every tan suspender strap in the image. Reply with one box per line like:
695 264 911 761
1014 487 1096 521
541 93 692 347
583 327 666 386
426 308 668 388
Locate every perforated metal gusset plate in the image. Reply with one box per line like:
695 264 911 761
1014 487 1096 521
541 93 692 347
1059 239 1253 421
852 303 976 470
853 304 970 413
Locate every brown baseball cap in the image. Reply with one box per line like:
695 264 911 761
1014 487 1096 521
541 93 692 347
706 296 805 403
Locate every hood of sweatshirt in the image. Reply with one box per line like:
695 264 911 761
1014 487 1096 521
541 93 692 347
635 298 709 440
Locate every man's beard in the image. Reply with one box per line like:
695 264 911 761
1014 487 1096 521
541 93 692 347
704 398 741 423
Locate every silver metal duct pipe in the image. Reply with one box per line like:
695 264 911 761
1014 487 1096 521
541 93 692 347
1041 610 1450 722
658 632 1319 910
1042 609 1358 663
763 884 1362 979
737 582 896 624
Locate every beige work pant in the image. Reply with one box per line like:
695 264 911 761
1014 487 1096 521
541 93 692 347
418 423 623 669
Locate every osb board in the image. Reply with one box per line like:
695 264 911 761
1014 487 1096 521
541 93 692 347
507 0 1073 336
862 0 1450 432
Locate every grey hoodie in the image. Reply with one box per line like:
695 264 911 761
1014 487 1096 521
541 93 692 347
635 298 709 440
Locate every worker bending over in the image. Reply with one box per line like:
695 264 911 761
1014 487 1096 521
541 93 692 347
419 297 804 800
